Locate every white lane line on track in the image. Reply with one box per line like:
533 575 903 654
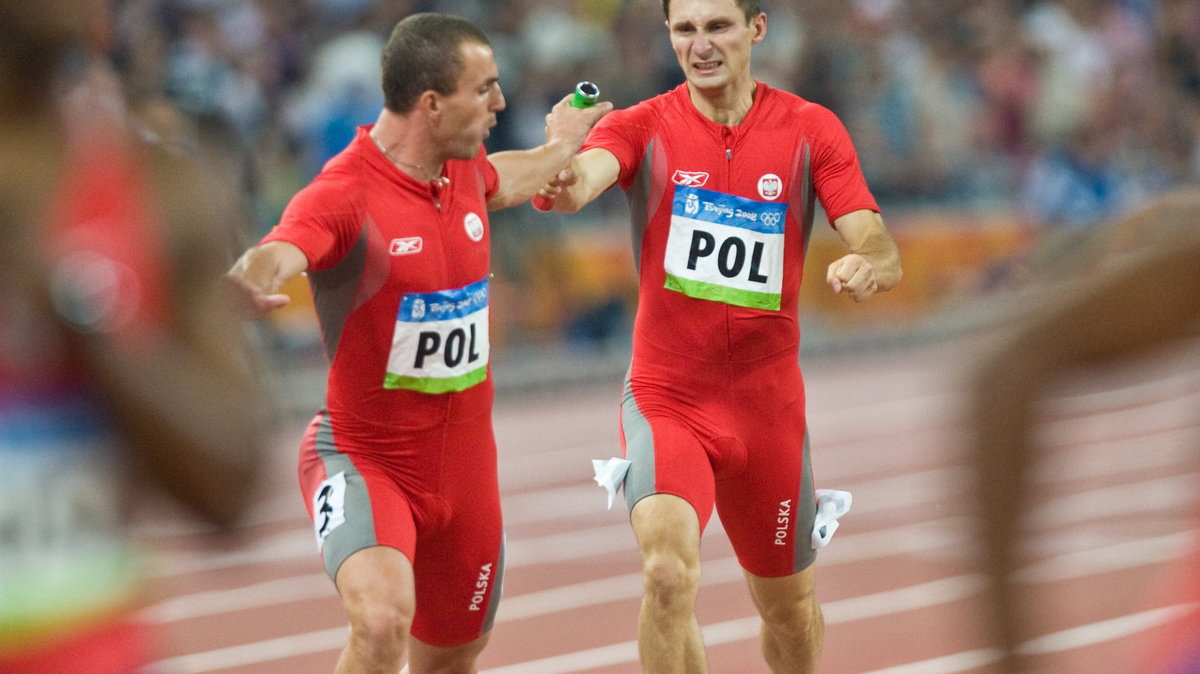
139 519 968 626
1016 602 1200 656
143 521 1200 672
151 627 350 673
149 575 985 674
1017 531 1195 584
480 576 988 674
1031 472 1200 529
140 573 333 623
1035 426 1200 484
862 603 1200 674
1039 389 1200 447
860 649 1003 674
142 458 1198 579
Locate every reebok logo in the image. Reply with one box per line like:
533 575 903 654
672 170 710 187
390 237 423 255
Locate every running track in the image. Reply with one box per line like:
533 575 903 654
133 337 1200 673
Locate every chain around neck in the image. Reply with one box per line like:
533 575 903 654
369 131 445 185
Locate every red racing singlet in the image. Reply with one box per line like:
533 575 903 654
582 81 879 364
261 127 499 445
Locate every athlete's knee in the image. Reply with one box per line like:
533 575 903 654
343 590 414 663
641 550 701 610
409 634 490 674
759 586 821 637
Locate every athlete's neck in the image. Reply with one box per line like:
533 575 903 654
687 78 757 126
370 109 446 182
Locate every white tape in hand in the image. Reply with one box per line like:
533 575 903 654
811 489 852 549
591 457 632 509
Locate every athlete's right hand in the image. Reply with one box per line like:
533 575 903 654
533 166 579 211
543 94 612 157
222 273 291 319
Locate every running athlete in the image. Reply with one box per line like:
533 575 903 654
0 3 271 671
535 0 902 671
224 13 610 674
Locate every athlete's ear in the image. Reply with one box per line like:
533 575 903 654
751 13 767 45
419 90 440 116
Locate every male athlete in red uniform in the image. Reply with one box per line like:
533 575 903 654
225 13 609 674
536 0 901 671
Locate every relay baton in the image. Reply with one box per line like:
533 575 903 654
533 82 599 212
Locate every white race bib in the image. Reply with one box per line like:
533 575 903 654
384 277 489 393
664 185 788 310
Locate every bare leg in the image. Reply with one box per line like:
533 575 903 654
744 566 824 673
334 546 415 674
630 494 707 673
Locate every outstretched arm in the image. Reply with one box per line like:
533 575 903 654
535 147 621 213
827 209 902 301
486 94 612 210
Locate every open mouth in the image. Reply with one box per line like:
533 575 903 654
692 60 722 75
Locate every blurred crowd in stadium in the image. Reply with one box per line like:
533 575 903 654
108 0 1200 226
103 0 1200 349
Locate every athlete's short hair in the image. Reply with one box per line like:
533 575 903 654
661 0 762 24
380 13 491 114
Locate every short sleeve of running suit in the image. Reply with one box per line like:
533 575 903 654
582 82 879 576
260 127 504 647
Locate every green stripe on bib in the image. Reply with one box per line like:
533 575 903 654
664 274 782 310
384 364 488 394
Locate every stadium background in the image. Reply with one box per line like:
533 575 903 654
105 0 1200 671
107 0 1200 366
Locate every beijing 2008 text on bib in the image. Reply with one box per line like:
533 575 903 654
664 185 788 311
385 276 489 393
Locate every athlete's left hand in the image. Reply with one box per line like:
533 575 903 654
827 254 879 302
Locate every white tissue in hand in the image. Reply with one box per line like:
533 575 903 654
811 489 852 549
591 457 632 509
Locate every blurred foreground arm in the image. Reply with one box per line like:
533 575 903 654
80 142 280 529
972 191 1200 671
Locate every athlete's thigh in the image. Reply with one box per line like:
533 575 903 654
298 412 419 580
716 399 817 578
409 411 505 649
621 382 717 531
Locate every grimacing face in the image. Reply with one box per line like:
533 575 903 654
666 0 766 94
434 41 505 161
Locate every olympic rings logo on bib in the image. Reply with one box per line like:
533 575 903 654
663 185 788 311
384 277 490 393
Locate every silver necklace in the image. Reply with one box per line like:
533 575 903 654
369 132 447 186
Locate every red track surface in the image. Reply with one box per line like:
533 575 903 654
135 339 1200 673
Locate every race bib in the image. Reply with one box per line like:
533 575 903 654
664 185 788 310
384 277 490 393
